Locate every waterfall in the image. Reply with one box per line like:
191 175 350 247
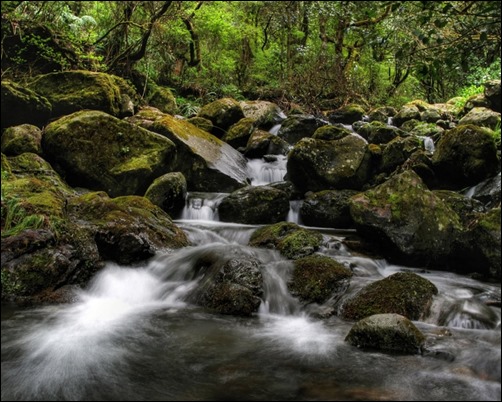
247 155 287 186
180 192 228 221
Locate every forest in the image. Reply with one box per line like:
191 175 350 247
2 0 501 113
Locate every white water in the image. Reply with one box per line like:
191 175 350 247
2 221 501 401
247 155 287 186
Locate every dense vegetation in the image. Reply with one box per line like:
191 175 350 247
2 1 501 112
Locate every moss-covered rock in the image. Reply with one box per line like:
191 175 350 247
221 117 256 149
187 116 213 133
43 110 176 197
357 121 404 145
144 172 187 218
432 124 499 190
345 313 426 354
125 106 168 130
218 185 290 224
244 129 291 158
458 107 501 130
379 136 421 174
349 170 463 266
277 114 327 145
249 221 324 260
67 192 189 264
312 124 353 141
147 86 177 115
1 80 52 130
393 104 421 127
327 104 365 124
240 100 285 130
28 70 140 118
187 248 263 316
151 114 249 192
286 135 372 193
289 254 352 304
1 124 43 156
300 189 358 228
484 80 501 113
197 97 245 137
341 272 438 321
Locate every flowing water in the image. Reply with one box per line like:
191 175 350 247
2 145 500 401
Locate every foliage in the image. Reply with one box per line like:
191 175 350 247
1 1 500 110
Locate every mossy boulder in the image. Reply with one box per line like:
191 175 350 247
379 136 421 174
345 313 426 354
286 134 372 193
125 106 168 130
289 254 352 304
187 248 263 316
144 172 187 218
66 192 189 264
221 117 256 149
312 124 353 141
28 70 140 119
327 104 365 124
197 97 245 137
43 110 177 197
356 121 404 145
452 207 501 280
151 114 249 192
249 221 324 260
341 272 438 321
218 185 290 224
240 100 286 130
458 107 501 130
368 106 397 123
1 153 101 300
393 104 421 127
186 116 213 133
484 80 501 113
300 189 358 228
277 114 327 145
432 124 499 190
244 129 291 158
1 124 43 156
1 80 52 130
147 86 177 115
349 170 463 266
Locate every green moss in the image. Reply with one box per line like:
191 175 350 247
478 207 501 232
290 255 352 303
342 272 438 321
278 229 323 260
249 222 299 248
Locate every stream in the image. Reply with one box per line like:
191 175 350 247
1 130 500 401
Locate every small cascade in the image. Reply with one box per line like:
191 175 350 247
286 200 303 224
247 154 287 186
180 192 227 221
268 123 282 135
420 136 435 153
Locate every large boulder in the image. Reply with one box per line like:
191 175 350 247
1 124 43 156
244 129 291 158
66 192 189 264
378 136 421 174
345 313 426 354
484 80 501 112
392 104 421 127
197 97 245 137
1 80 52 130
341 272 438 321
151 114 250 192
327 104 365 124
187 247 263 316
1 153 189 302
147 86 177 115
43 110 176 197
286 134 372 193
144 172 187 218
218 185 290 224
28 70 139 118
240 100 286 130
458 107 501 130
349 170 463 266
300 189 358 229
356 121 404 145
432 124 499 190
221 117 256 149
277 114 327 145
